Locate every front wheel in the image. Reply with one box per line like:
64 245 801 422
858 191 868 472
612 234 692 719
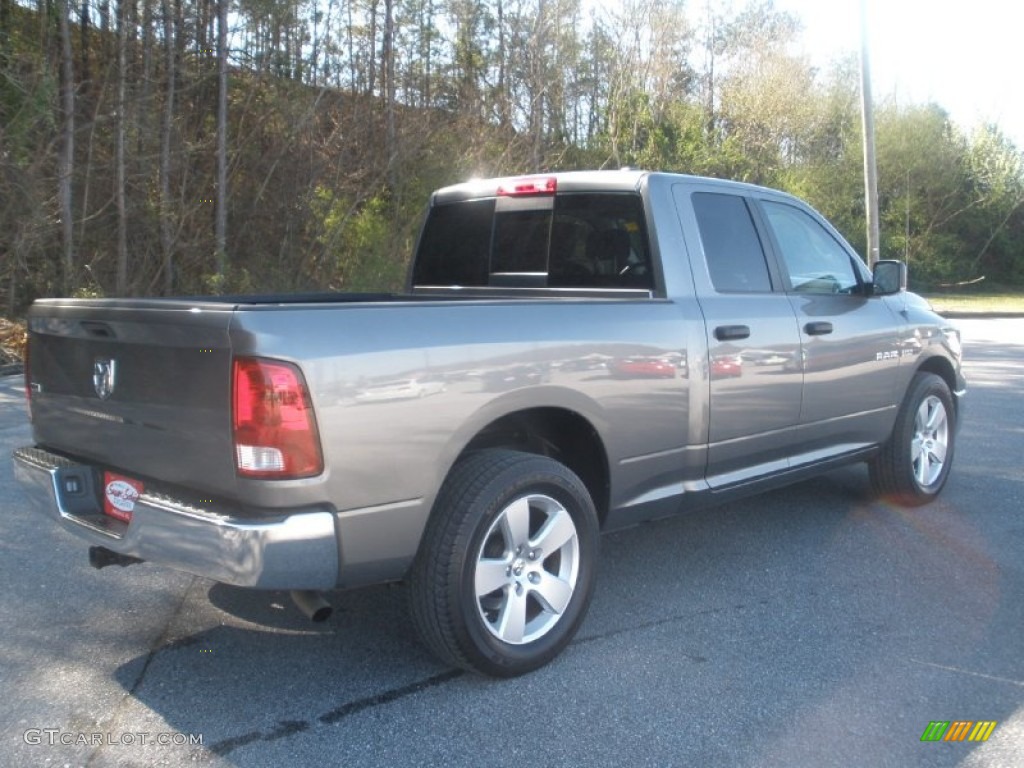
869 372 956 506
410 450 599 677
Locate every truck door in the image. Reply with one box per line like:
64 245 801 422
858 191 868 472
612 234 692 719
676 187 804 488
755 198 901 457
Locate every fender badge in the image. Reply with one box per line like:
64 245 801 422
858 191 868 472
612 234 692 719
93 358 117 400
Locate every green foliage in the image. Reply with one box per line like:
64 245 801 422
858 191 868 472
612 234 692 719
72 284 105 300
2 0 1023 317
201 265 256 295
1 65 57 164
311 188 408 292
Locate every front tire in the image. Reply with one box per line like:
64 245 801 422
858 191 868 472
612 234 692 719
870 372 956 506
410 450 599 677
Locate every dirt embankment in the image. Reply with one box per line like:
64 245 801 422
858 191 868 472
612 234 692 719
1 319 27 374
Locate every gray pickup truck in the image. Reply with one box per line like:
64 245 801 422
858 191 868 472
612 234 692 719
13 171 965 676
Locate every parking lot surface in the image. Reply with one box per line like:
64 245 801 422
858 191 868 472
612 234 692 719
1 319 1021 767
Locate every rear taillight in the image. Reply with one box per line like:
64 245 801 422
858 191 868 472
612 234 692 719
232 357 323 478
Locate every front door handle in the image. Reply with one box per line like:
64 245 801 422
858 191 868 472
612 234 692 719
804 321 833 336
714 325 751 341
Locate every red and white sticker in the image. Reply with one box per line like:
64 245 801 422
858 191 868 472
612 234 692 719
103 472 143 523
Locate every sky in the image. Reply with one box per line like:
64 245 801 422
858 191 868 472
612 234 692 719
771 0 1024 149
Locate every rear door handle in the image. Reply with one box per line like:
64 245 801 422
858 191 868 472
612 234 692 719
804 321 833 336
714 325 750 341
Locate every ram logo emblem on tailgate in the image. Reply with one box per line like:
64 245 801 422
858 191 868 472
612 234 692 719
93 358 117 400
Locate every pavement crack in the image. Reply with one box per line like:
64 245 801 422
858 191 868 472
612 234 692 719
907 658 1024 688
126 576 199 697
574 605 721 647
85 575 199 768
209 668 464 757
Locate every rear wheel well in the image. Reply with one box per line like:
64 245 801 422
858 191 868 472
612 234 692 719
458 408 610 526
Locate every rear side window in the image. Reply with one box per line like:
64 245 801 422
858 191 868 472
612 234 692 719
692 192 773 293
412 193 653 290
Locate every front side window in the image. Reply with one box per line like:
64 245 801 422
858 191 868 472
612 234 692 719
761 201 860 294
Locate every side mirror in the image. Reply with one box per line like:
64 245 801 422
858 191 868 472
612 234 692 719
872 260 907 296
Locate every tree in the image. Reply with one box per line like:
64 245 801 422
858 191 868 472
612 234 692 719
384 0 397 189
57 0 75 294
116 0 129 294
592 0 692 169
160 0 178 294
962 125 1024 282
215 0 228 283
4 0 1024 316
0 0 9 64
714 1 810 183
448 0 489 116
874 104 969 281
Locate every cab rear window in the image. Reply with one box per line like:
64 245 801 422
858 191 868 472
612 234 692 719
412 193 654 291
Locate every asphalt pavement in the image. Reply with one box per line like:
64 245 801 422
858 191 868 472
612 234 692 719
1 319 1021 767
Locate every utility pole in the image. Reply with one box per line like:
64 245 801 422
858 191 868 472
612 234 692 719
860 0 880 267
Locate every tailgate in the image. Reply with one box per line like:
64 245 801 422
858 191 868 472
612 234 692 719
27 299 237 498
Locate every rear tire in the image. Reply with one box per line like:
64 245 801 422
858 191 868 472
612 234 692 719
869 372 956 506
410 449 599 677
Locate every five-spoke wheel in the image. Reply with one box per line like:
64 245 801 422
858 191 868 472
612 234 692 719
910 394 949 489
870 372 956 506
474 493 580 645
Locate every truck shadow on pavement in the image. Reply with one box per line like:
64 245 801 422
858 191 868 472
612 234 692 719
109 466 1018 766
112 576 460 757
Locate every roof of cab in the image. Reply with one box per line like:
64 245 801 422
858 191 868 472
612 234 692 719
429 169 796 205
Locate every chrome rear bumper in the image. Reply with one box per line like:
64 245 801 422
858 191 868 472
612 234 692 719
12 446 338 589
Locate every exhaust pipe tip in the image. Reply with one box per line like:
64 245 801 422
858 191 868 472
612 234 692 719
290 590 332 622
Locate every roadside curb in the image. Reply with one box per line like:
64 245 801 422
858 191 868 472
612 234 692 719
937 312 1024 320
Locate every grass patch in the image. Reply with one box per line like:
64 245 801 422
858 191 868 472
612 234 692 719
922 291 1024 314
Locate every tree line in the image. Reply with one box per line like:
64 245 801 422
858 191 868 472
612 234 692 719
1 0 1021 315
